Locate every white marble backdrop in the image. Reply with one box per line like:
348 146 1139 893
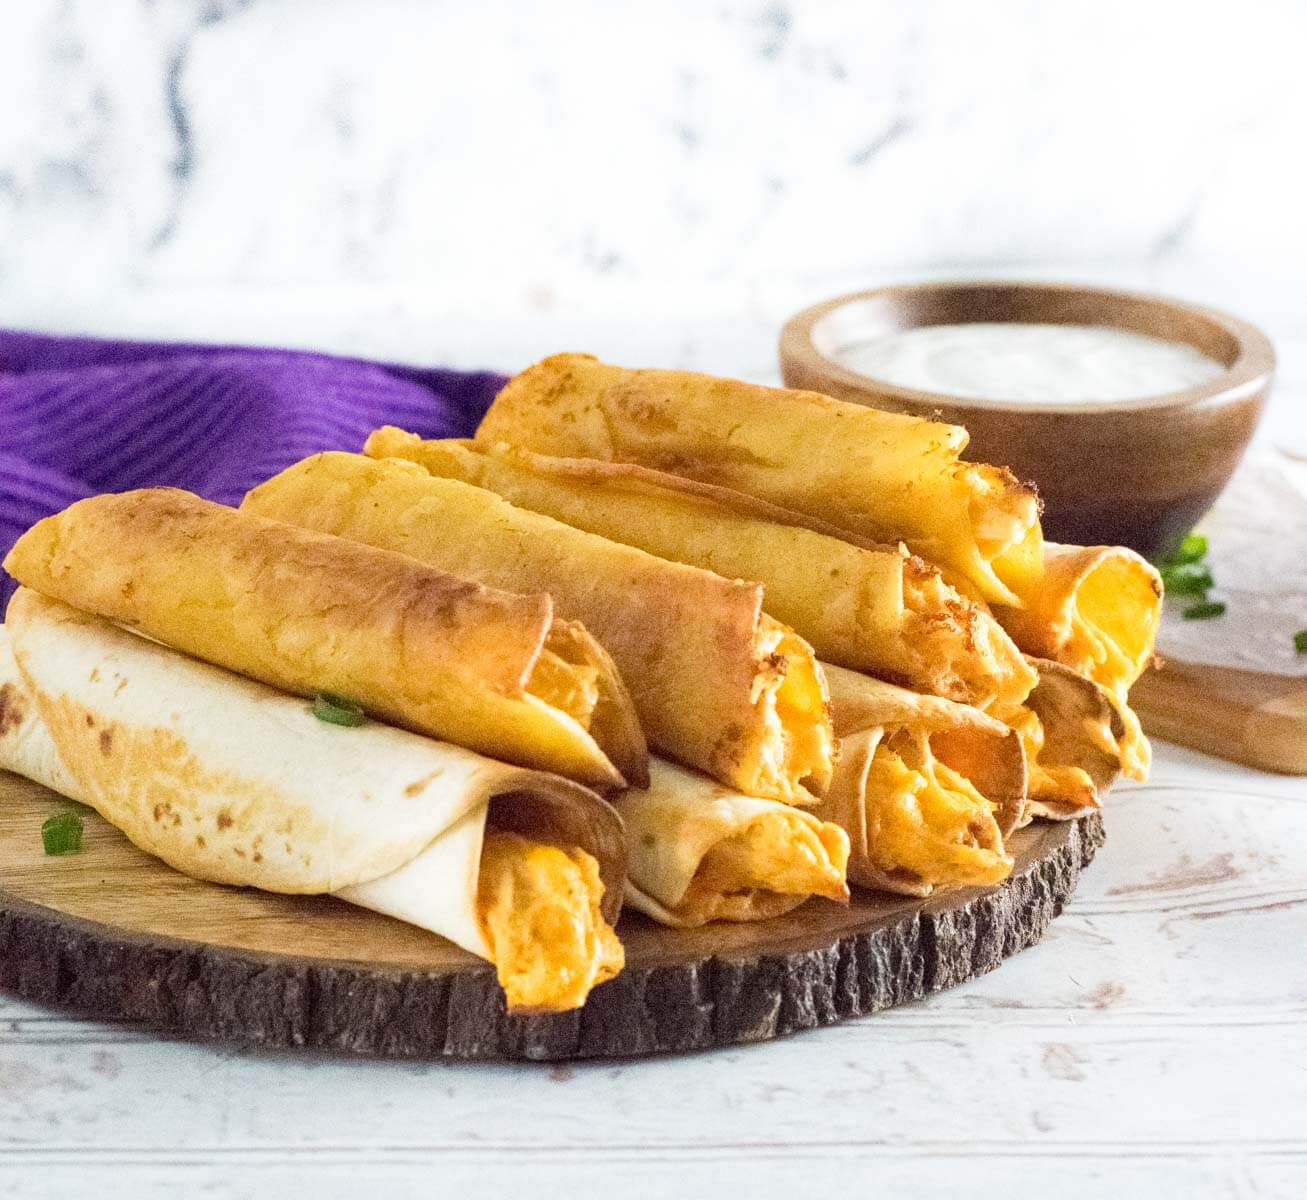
1 0 1306 409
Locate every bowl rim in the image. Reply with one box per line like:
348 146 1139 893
780 280 1276 416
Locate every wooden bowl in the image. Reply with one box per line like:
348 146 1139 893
779 282 1275 558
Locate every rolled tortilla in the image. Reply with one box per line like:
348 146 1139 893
474 354 1044 607
243 452 834 807
0 593 626 1013
616 758 850 927
995 544 1160 779
997 657 1128 823
365 430 1037 712
816 664 1027 897
3 488 646 791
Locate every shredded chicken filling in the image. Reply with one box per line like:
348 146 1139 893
476 831 624 1013
862 728 1012 888
675 812 850 923
967 467 1039 553
524 627 602 729
747 622 834 806
1002 703 1102 813
1060 567 1154 779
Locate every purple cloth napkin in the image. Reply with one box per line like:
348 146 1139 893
0 330 507 606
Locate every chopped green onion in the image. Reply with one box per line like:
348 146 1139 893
310 693 367 727
1182 600 1226 621
1159 563 1214 596
1294 630 1307 654
41 811 84 856
1165 533 1209 566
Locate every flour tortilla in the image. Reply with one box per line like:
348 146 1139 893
365 430 1036 712
0 593 625 961
474 353 1043 606
3 489 643 790
616 758 849 927
996 544 1159 780
243 451 834 806
816 664 1027 896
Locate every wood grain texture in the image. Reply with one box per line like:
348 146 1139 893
1130 659 1307 775
0 771 1101 1061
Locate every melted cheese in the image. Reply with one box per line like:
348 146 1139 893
476 832 624 1013
747 621 835 806
1004 703 1100 813
964 465 1046 604
526 645 600 727
674 810 850 923
862 729 1013 888
1047 556 1156 780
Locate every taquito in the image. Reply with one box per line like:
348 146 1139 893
3 488 646 790
364 430 1037 712
243 452 835 807
0 594 626 1013
817 664 1027 897
617 759 850 927
995 544 1160 779
474 354 1044 607
998 657 1127 823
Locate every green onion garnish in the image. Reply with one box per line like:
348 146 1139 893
1294 630 1307 654
41 811 84 856
1165 533 1209 566
1159 563 1214 596
1182 600 1226 621
310 693 367 727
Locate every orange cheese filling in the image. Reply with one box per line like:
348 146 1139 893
476 831 624 1013
745 620 835 807
675 811 850 924
862 729 1013 889
1002 702 1100 813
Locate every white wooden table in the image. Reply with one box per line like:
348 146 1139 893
3 742 1304 1199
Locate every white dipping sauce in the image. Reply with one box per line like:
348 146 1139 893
831 322 1224 405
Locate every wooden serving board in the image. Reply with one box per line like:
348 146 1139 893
1131 659 1307 775
0 772 1103 1062
1127 451 1307 775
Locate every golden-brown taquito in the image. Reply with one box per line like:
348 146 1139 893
242 452 834 806
0 596 626 1013
817 664 1027 897
364 429 1037 712
474 354 1044 607
995 544 1160 779
3 488 645 790
997 657 1128 823
616 759 850 927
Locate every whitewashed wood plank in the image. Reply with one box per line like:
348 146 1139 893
0 1149 1296 1200
0 1013 1302 1152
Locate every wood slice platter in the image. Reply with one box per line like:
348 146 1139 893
0 771 1103 1062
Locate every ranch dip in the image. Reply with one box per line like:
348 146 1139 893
830 322 1225 406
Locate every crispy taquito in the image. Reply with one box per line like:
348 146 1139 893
364 429 1037 712
243 452 834 806
0 595 626 1012
3 488 645 790
996 544 1160 779
616 759 850 927
817 664 1027 896
997 657 1128 823
474 354 1044 607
